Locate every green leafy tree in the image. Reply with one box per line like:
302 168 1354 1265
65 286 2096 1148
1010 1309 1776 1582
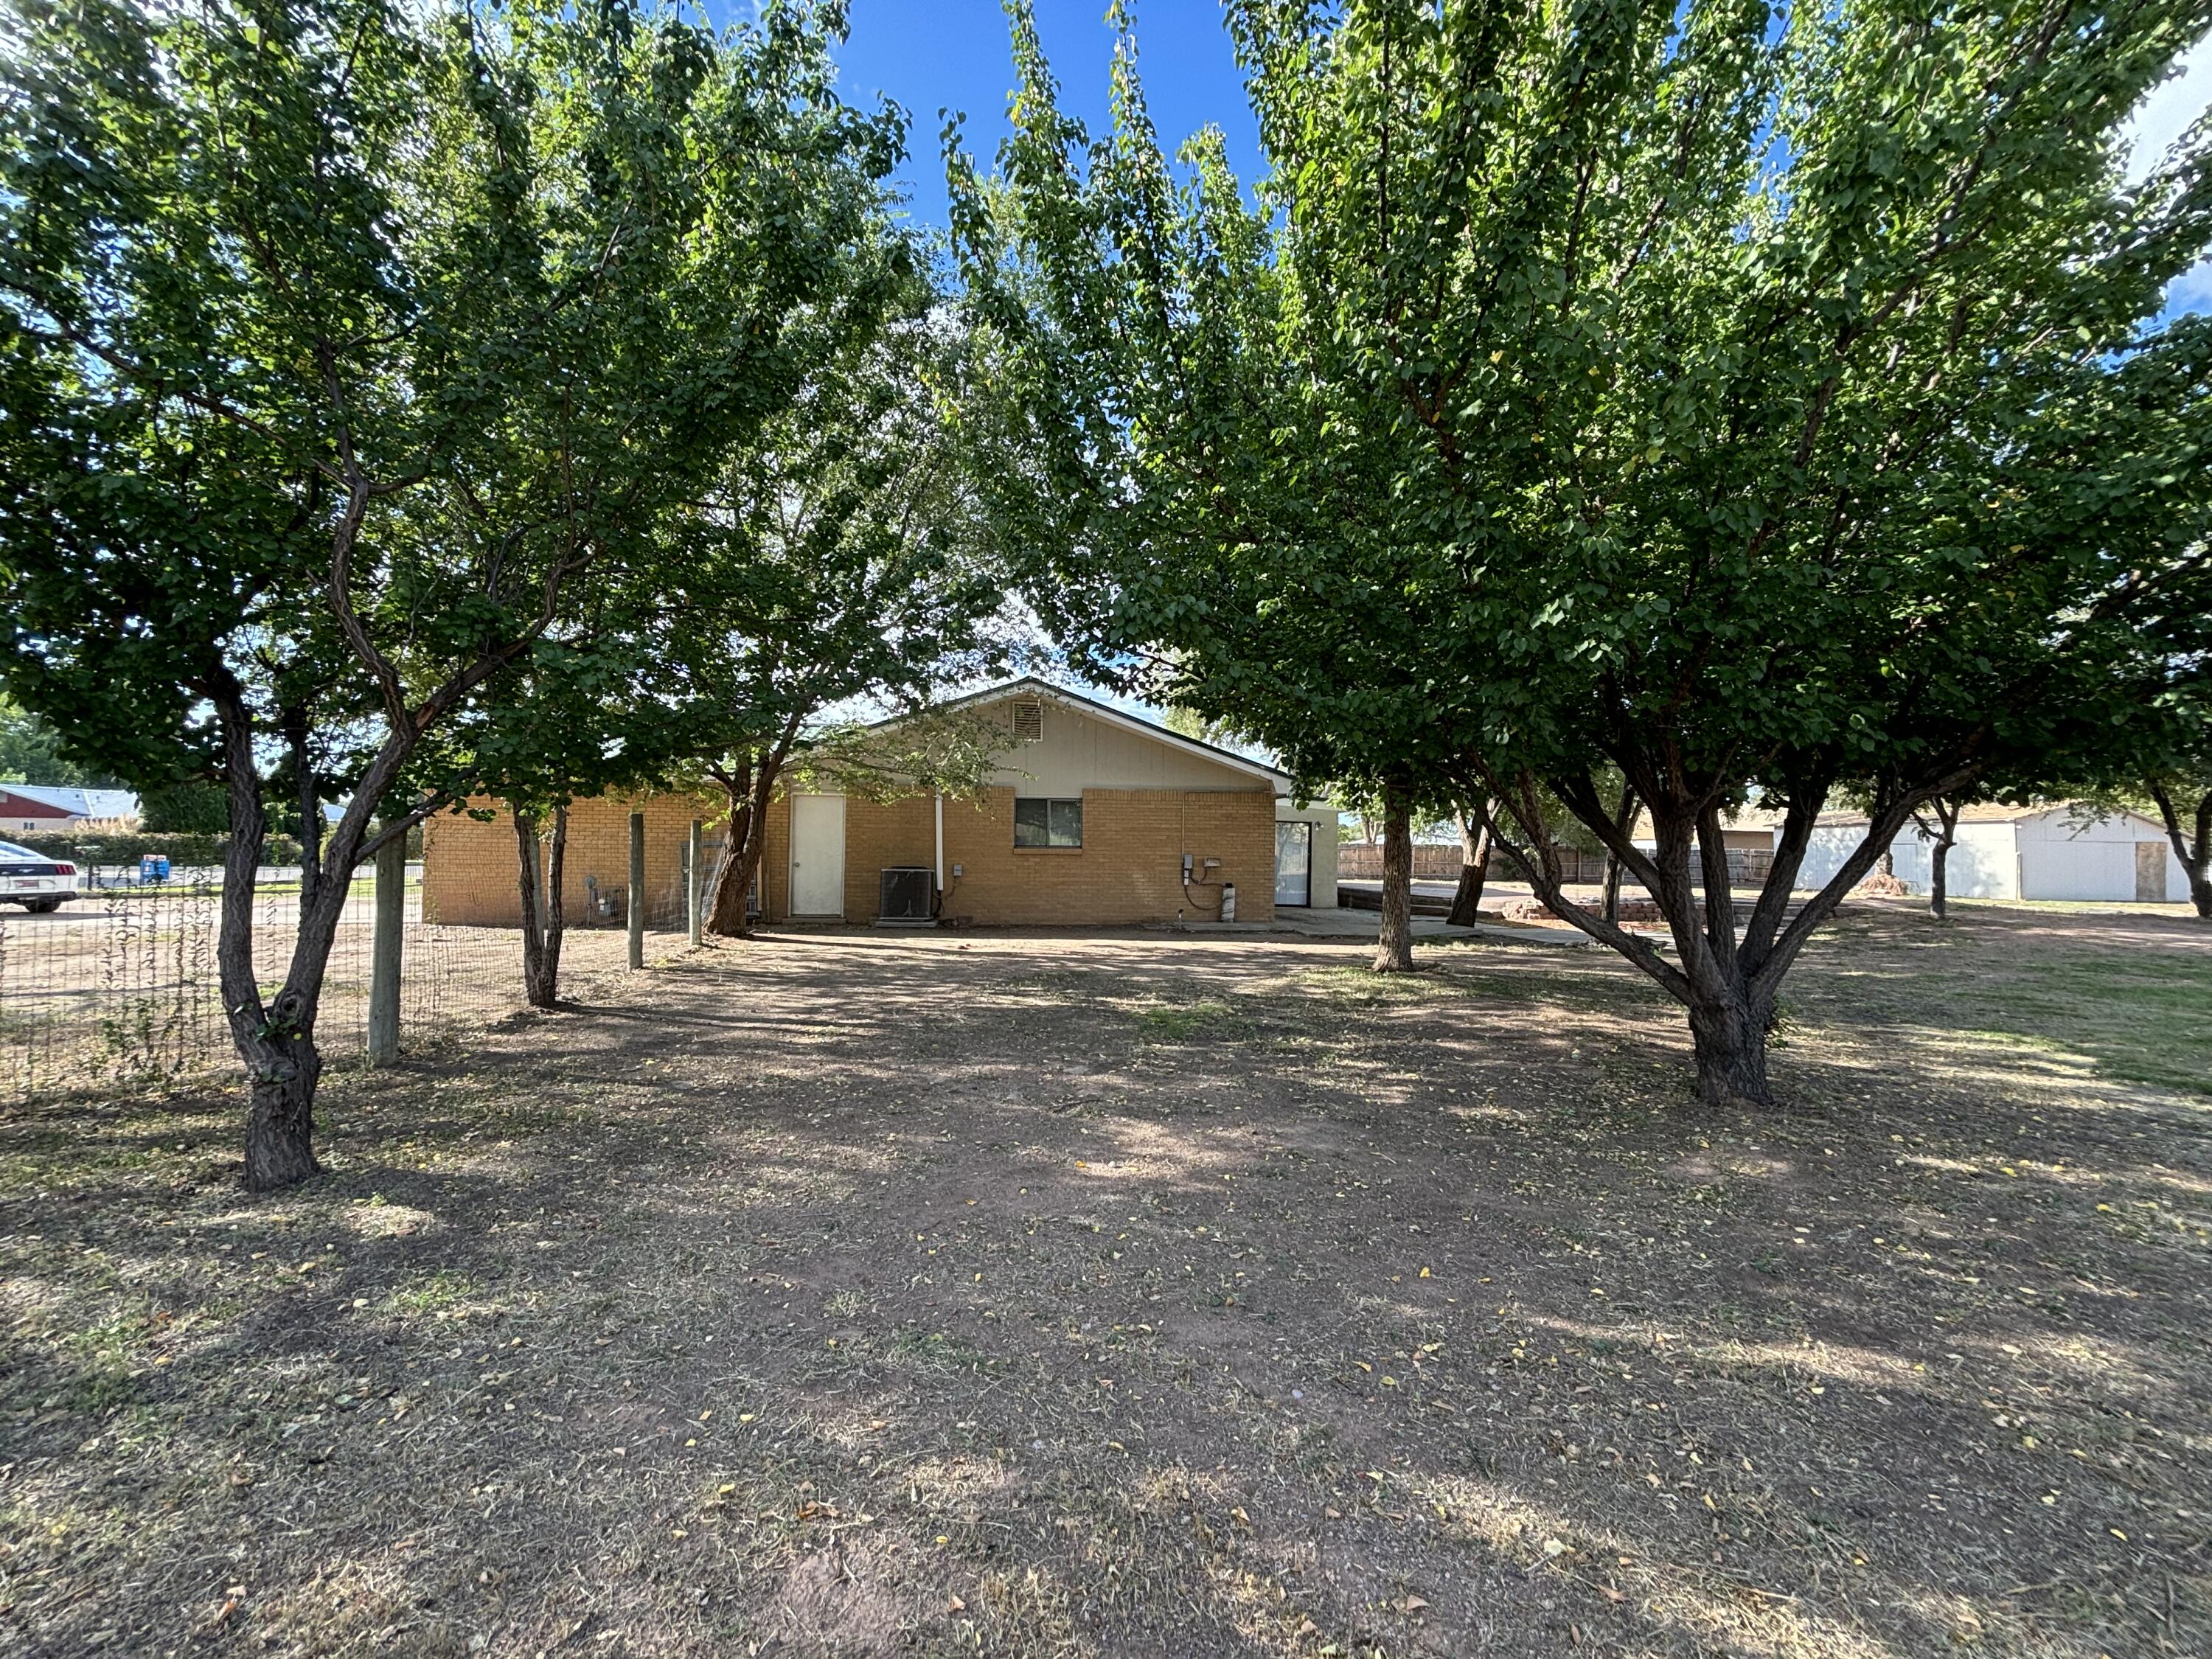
0 698 121 787
2068 677 2212 918
0 0 905 1186
655 307 1012 937
434 626 693 1009
140 782 231 835
953 0 2212 1103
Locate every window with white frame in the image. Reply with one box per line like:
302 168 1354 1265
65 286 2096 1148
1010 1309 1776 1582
1013 797 1082 848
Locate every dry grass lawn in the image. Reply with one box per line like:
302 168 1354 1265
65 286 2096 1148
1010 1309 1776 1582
2 903 2208 1657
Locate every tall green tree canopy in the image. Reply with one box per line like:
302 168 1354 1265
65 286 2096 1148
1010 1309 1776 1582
0 697 119 787
0 0 908 1184
651 299 1012 936
953 0 2212 1104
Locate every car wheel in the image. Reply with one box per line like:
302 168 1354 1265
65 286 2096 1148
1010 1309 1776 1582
23 897 63 913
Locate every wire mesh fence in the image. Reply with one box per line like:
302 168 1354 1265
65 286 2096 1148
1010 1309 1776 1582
1 821 743 1106
0 871 521 1105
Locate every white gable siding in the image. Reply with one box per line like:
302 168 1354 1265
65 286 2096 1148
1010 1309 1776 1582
1792 826 1860 891
1792 824 1950 892
2016 809 2186 901
984 699 1267 793
2021 837 2134 901
1784 808 2186 900
1941 823 2020 898
1793 820 2021 897
1882 830 1933 892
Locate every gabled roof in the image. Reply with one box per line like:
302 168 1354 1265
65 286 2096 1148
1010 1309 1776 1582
0 785 140 820
0 786 80 818
80 788 140 820
911 677 1295 793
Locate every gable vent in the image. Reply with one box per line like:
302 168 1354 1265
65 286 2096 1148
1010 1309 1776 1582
1011 700 1043 742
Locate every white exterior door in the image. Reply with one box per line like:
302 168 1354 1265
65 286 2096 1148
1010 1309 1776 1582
788 794 846 916
1275 821 1312 907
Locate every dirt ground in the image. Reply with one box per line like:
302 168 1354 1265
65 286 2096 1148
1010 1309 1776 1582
2 903 2208 1657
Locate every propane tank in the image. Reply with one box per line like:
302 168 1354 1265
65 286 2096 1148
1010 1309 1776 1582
1220 881 1237 922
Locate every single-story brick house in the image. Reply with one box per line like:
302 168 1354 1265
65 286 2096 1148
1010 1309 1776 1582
424 679 1338 928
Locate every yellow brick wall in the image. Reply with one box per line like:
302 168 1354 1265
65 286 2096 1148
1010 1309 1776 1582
757 793 790 922
835 793 936 919
855 787 1276 926
426 785 1277 928
422 793 720 928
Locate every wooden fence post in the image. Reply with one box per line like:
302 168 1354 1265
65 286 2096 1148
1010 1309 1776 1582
367 830 404 1063
627 810 646 970
686 819 703 947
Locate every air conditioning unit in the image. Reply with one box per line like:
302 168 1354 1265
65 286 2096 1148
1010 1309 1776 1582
877 866 935 925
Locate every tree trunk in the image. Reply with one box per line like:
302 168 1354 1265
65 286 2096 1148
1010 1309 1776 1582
2149 784 2211 920
1602 784 1639 924
209 693 323 1189
1928 798 1961 920
1635 796 1778 1109
707 758 784 939
1373 791 1414 973
513 803 568 1009
1687 981 1775 1109
203 474 554 1192
544 804 567 989
1486 762 1975 1117
706 789 753 936
1446 814 1491 925
242 1032 322 1190
707 791 761 937
515 807 548 1006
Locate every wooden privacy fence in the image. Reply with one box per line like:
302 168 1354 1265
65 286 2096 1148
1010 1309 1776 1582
1336 844 1470 881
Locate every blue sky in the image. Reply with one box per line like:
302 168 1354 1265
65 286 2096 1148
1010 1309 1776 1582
727 4 2211 316
2126 29 2212 317
817 1 1262 236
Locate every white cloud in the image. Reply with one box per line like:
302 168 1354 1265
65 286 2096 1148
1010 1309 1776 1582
2168 258 2212 314
2121 31 2212 320
2125 29 2212 182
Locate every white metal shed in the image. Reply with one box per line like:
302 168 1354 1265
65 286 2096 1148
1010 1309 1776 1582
1781 803 2187 901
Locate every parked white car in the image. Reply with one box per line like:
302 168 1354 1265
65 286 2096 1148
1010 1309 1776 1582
0 840 81 911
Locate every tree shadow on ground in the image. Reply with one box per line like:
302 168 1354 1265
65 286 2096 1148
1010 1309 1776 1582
2 917 2207 1655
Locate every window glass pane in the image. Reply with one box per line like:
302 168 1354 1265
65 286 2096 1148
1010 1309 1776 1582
1048 799 1083 846
1013 798 1050 847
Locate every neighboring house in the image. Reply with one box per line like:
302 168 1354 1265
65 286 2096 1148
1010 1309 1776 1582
0 785 139 831
424 679 1339 928
1777 803 2188 902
